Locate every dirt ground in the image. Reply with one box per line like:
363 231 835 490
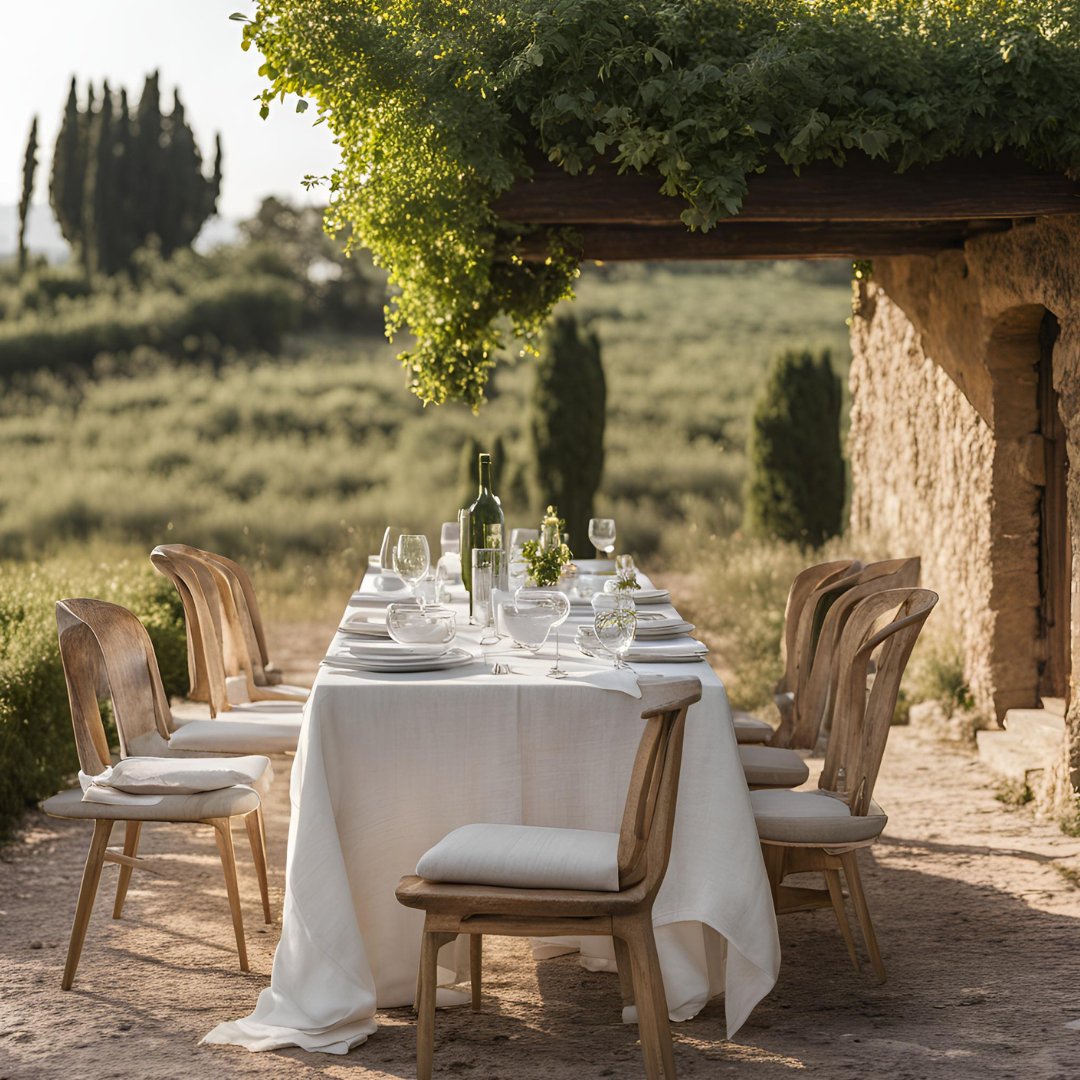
3 621 1080 1080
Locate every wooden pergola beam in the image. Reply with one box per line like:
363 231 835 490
497 155 1080 227
518 219 1016 262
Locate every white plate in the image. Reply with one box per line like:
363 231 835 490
634 622 696 639
322 647 477 673
626 651 706 664
340 642 450 659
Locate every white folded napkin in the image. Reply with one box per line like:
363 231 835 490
564 667 641 698
79 770 163 806
349 592 397 606
79 755 269 803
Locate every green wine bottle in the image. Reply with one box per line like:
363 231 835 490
461 452 505 605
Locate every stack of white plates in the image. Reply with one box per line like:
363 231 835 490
323 642 476 673
624 640 708 663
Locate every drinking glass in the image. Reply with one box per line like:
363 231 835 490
395 534 431 606
594 608 637 668
523 588 571 679
471 548 507 642
588 517 617 559
510 528 538 548
378 525 410 586
501 593 559 654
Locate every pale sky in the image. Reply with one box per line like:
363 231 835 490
1 0 339 219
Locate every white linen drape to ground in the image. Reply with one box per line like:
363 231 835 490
205 577 779 1055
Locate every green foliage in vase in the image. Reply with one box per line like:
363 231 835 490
745 348 845 548
238 0 1080 407
522 536 572 588
530 314 606 552
48 72 222 275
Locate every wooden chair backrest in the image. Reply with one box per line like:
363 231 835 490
159 544 270 687
151 546 231 718
778 559 859 694
819 587 938 812
788 557 921 749
56 598 173 767
616 677 702 893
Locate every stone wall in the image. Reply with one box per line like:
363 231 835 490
849 289 999 713
848 215 1080 813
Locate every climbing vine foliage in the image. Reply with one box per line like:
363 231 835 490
238 1 1080 407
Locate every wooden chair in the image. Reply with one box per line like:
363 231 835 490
741 558 921 790
149 546 304 755
396 677 703 1080
733 558 858 745
43 598 275 988
153 544 308 706
753 588 937 981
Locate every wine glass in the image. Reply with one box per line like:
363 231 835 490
382 524 410 587
525 588 571 679
395 534 431 607
501 594 559 654
593 608 637 668
588 517 616 560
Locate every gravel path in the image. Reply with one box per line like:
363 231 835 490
2 626 1080 1079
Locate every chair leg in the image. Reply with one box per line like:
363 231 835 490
417 929 456 1080
613 934 636 1007
618 916 675 1080
244 809 272 924
839 850 885 983
824 867 860 972
762 843 786 906
62 819 114 990
470 934 482 1012
212 818 248 972
112 820 142 919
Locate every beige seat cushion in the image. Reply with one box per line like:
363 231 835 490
732 711 772 744
226 700 305 718
739 744 810 789
100 754 272 796
42 785 261 822
751 789 887 845
417 823 621 892
169 718 300 755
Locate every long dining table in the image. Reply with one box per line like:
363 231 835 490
204 561 780 1054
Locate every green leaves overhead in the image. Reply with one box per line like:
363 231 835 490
241 0 1080 408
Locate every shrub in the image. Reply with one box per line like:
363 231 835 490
0 552 187 837
0 274 301 376
745 348 845 547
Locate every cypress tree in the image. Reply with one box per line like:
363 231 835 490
17 116 39 274
744 348 845 548
46 71 222 273
49 78 86 254
83 82 116 274
529 314 606 553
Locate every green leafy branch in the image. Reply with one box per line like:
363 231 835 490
240 0 1080 407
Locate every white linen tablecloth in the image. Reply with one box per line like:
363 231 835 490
205 568 779 1054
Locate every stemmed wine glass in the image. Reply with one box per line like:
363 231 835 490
377 525 409 589
593 607 637 668
524 588 571 678
395 534 431 608
588 517 616 560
